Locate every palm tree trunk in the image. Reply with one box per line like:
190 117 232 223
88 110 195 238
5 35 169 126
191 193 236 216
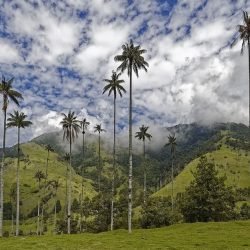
65 164 68 218
143 140 146 204
0 108 6 237
171 155 174 213
98 132 101 193
80 130 85 233
11 212 14 236
248 38 250 138
37 200 40 235
41 150 49 235
111 96 116 231
67 131 72 234
16 127 20 236
54 194 57 234
128 62 133 233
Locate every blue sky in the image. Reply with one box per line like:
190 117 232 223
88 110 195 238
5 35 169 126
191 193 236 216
0 0 249 146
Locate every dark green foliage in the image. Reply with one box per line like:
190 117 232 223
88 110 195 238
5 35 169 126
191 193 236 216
72 198 80 213
55 200 62 213
3 202 12 220
181 156 236 222
56 218 78 234
140 197 173 228
86 194 110 233
240 203 250 219
3 231 9 237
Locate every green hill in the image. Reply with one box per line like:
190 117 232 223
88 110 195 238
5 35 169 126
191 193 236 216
154 137 250 198
3 142 96 227
0 220 249 249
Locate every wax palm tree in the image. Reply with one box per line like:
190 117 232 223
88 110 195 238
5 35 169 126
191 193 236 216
103 70 126 231
60 111 80 234
114 40 148 233
165 134 177 212
0 76 23 236
135 125 152 204
34 170 45 235
79 118 90 232
94 124 106 193
231 11 250 135
7 110 32 236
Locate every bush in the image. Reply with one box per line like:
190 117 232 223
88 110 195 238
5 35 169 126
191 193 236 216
240 203 250 220
140 197 181 228
56 218 78 234
3 231 9 237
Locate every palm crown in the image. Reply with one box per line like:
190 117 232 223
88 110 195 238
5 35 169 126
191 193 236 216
0 77 23 111
103 71 126 98
80 118 90 133
94 124 106 134
60 111 80 142
135 125 152 142
114 40 149 76
34 170 45 183
7 110 32 129
231 11 250 54
165 134 177 157
45 144 54 153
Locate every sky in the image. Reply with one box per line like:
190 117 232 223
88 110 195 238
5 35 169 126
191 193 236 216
0 0 249 147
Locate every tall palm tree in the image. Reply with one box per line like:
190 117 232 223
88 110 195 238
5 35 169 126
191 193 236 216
231 11 250 135
60 111 80 234
165 134 177 212
34 170 45 235
103 70 126 231
7 110 32 236
79 118 89 232
114 40 148 233
135 125 152 204
94 124 106 193
0 76 23 236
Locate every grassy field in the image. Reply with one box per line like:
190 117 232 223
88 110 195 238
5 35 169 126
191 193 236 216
0 220 249 249
154 141 250 198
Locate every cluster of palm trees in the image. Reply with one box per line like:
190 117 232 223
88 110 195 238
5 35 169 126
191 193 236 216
0 9 249 236
0 77 32 236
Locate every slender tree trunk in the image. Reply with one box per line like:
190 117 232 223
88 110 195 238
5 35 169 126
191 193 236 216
65 164 68 218
0 108 6 237
37 200 40 235
128 63 133 233
54 193 57 234
67 131 72 234
143 140 146 204
16 127 20 236
111 96 116 231
80 129 85 233
171 155 174 213
11 211 14 236
98 132 101 193
41 150 49 235
248 38 250 138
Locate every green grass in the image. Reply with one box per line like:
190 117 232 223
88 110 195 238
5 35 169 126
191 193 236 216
154 141 250 198
0 220 249 249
